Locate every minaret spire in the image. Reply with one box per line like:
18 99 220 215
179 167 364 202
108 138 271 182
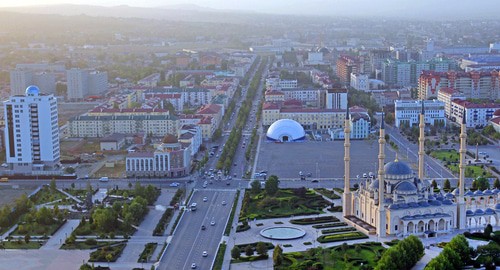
377 111 386 237
457 108 467 229
418 100 425 180
343 103 352 217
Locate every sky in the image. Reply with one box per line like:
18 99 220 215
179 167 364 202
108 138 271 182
0 0 496 18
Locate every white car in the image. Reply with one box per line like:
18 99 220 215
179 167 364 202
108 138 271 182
203 197 208 202
202 251 208 257
191 263 197 269
222 201 227 206
169 182 180 187
210 220 216 226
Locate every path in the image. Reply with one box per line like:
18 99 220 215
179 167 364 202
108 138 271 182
57 188 83 203
41 219 80 250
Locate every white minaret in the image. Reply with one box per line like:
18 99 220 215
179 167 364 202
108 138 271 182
343 106 352 217
377 112 386 237
457 109 467 229
418 101 425 180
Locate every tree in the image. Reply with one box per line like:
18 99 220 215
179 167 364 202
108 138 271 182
250 180 261 194
24 234 30 244
265 175 279 196
231 246 241 259
443 179 451 191
385 112 395 125
273 244 283 267
494 178 500 189
50 178 57 192
65 167 75 174
92 208 117 232
255 242 267 256
475 177 490 190
293 187 307 197
245 245 254 256
431 180 437 189
446 234 471 265
484 224 493 239
441 247 461 269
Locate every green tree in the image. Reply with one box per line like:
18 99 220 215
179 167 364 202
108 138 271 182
250 180 261 194
65 167 76 174
441 247 461 269
446 234 470 265
265 175 279 196
36 207 54 225
255 242 267 256
475 177 490 190
92 208 117 232
484 224 493 239
385 112 395 125
431 180 437 189
50 178 57 192
443 179 451 191
24 234 30 244
494 178 500 189
231 246 241 259
244 245 254 256
273 244 283 267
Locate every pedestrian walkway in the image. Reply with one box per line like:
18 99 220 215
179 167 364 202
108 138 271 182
41 219 80 250
58 188 83 204
0 224 18 240
92 188 107 204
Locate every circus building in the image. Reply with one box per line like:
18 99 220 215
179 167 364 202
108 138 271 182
342 103 500 237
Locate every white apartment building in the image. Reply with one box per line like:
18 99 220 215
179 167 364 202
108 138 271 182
282 89 320 106
10 69 56 96
67 68 108 100
326 88 348 110
265 78 298 90
350 73 369 91
394 99 446 128
436 87 466 118
450 100 500 128
3 86 60 173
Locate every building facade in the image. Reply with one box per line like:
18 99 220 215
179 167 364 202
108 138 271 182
3 86 60 173
450 100 500 128
394 99 445 128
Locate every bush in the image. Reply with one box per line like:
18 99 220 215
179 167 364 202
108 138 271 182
317 232 368 243
85 238 97 245
290 216 339 225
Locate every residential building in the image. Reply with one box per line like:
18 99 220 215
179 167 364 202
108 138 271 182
10 69 56 96
336 55 360 86
67 68 108 100
436 87 466 118
325 88 348 110
418 70 500 100
449 100 500 128
3 85 60 173
179 125 202 156
394 99 445 128
138 73 161 87
350 73 369 91
265 77 298 90
144 88 212 107
197 104 223 130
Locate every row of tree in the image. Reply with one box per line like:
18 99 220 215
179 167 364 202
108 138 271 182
425 234 471 269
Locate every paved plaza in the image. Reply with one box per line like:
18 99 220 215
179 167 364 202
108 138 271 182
256 138 396 179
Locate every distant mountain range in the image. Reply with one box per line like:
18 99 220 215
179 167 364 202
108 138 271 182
0 1 498 21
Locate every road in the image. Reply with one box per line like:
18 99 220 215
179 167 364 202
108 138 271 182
158 190 235 270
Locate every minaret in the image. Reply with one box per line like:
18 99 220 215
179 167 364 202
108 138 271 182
343 105 352 217
418 101 425 180
457 109 467 229
377 112 386 237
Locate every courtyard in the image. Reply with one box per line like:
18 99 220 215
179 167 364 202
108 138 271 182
255 138 397 179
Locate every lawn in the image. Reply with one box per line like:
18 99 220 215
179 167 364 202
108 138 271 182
239 189 329 221
447 164 493 178
30 186 70 205
431 150 492 178
0 240 45 249
430 150 459 162
89 243 126 262
12 219 65 236
314 188 341 200
93 162 126 178
61 240 126 250
278 242 385 270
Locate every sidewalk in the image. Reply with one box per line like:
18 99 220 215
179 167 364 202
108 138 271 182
41 219 80 250
58 188 83 204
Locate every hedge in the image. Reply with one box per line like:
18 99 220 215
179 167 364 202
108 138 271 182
236 242 274 251
321 227 356 234
153 208 173 236
312 222 348 229
137 242 157 263
317 232 368 243
290 216 339 225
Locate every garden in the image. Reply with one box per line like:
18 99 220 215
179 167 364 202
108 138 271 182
276 242 386 270
317 232 368 243
138 242 157 263
314 188 341 200
88 243 126 262
430 150 493 178
61 238 126 250
239 186 330 221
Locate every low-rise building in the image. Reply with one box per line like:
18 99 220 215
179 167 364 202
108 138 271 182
394 99 446 128
100 133 126 151
126 134 191 178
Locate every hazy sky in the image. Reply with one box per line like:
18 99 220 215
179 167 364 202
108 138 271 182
0 0 496 18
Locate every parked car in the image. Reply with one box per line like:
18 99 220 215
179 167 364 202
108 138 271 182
169 182 180 187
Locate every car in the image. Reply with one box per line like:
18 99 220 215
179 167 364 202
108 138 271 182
203 197 208 202
203 184 207 188
306 173 312 177
222 201 227 205
201 225 206 230
202 251 208 257
191 263 197 269
169 182 180 187
226 181 230 186
99 177 109 182
311 179 319 183
210 220 216 226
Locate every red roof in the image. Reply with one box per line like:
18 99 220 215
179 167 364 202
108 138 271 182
439 87 455 95
197 104 222 114
452 99 500 109
350 106 368 113
490 117 500 125
199 116 213 124
262 102 280 110
265 90 284 96
280 108 344 113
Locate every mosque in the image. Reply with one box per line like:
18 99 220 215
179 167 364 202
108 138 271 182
342 105 500 237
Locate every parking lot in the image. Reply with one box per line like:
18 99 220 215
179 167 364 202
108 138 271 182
255 138 396 179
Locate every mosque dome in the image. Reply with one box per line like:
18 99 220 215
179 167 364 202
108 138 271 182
394 181 417 195
266 119 305 142
25 85 40 96
384 159 413 182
